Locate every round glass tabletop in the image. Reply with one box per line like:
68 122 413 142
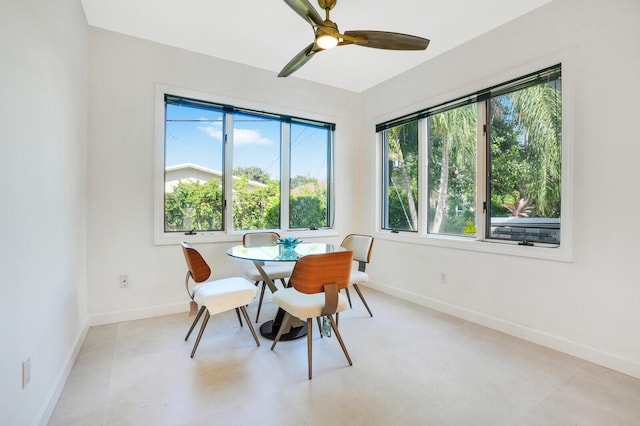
226 242 344 262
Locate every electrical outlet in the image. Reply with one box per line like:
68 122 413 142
119 274 129 288
22 358 31 389
440 272 448 284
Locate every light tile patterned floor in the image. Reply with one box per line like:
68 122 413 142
49 288 640 425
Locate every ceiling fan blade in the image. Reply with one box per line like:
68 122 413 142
278 43 319 77
283 0 324 27
344 30 430 50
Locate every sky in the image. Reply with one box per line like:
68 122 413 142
165 103 330 180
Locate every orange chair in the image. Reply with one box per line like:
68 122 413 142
181 242 260 358
271 250 354 379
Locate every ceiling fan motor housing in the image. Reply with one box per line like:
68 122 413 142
318 0 337 10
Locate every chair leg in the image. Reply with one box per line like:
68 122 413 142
185 305 206 341
191 310 210 358
270 312 293 350
353 283 373 317
235 307 243 327
307 318 313 380
344 287 353 308
239 306 260 347
327 314 352 366
316 317 323 338
256 282 267 322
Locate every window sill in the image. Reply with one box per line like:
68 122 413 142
154 229 340 246
375 231 572 262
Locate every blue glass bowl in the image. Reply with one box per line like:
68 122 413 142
277 237 301 250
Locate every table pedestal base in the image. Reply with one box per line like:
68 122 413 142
259 309 307 341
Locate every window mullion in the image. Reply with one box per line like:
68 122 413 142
476 101 488 240
281 121 291 230
418 117 428 235
224 112 234 232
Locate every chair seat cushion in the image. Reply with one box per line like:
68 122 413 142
272 288 349 319
245 263 294 281
193 277 256 315
349 270 369 285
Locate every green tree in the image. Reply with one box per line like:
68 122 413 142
166 168 329 232
290 177 327 228
511 83 562 217
387 122 419 231
429 104 477 234
165 180 223 231
233 176 280 230
489 82 562 219
233 166 270 184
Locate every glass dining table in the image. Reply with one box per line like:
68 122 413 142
227 242 346 340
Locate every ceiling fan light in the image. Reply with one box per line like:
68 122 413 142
316 33 338 49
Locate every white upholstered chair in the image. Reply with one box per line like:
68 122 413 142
271 250 354 379
340 234 375 317
243 232 294 322
181 242 260 358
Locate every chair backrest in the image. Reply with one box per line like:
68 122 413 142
289 251 353 294
340 234 374 264
181 242 211 283
243 232 280 248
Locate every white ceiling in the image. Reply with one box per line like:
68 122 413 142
81 0 552 93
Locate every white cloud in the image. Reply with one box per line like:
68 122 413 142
198 123 273 146
233 128 272 146
198 123 223 140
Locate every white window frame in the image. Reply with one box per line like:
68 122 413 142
153 84 337 245
374 56 574 262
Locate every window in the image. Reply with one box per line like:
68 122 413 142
427 103 477 237
381 121 418 231
487 74 562 244
164 99 224 232
290 121 332 228
231 111 282 231
379 64 562 248
160 91 334 237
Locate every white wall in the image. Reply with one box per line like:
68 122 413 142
85 0 640 380
86 29 362 324
361 0 640 378
0 0 89 424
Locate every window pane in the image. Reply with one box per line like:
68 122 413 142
382 122 419 231
427 104 477 237
164 102 224 232
487 77 562 243
232 112 281 231
289 122 330 228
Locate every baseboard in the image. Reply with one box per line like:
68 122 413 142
366 281 640 380
90 302 189 326
35 321 89 426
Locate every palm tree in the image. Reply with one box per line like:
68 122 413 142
387 123 419 230
511 83 562 217
489 81 562 219
429 104 477 234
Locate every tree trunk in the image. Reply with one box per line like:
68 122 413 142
399 161 418 230
432 134 451 233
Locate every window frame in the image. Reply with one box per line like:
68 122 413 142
154 84 337 245
375 59 573 262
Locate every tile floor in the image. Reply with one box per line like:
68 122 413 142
49 287 640 425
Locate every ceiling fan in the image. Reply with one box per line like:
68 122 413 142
279 0 430 77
